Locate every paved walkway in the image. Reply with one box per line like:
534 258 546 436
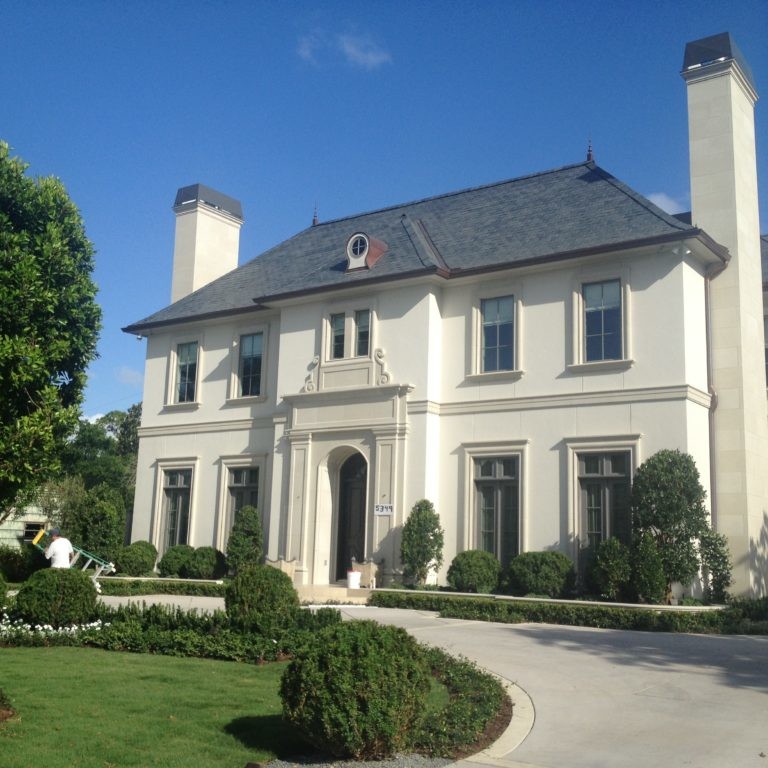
100 596 768 768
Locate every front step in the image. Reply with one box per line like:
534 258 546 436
296 585 371 605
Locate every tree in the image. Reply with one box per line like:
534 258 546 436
630 449 708 599
59 482 126 562
0 142 100 523
226 505 264 574
400 499 444 586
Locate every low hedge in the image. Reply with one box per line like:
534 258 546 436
368 590 768 635
98 579 226 597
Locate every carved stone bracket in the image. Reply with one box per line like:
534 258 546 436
375 348 390 385
303 355 320 392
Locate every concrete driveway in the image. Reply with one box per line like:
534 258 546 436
339 606 768 768
99 596 768 768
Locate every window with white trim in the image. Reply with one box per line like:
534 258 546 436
175 341 198 403
583 280 622 362
355 309 370 357
578 451 631 549
229 466 259 518
326 308 373 360
163 469 192 549
474 456 520 567
481 296 515 372
238 333 263 397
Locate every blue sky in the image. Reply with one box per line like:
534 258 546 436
2 1 767 418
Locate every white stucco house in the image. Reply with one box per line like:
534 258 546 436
125 33 768 596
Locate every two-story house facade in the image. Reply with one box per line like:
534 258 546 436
125 33 768 595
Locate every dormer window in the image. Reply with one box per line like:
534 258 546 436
347 233 370 270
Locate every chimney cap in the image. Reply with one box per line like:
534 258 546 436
174 183 243 221
682 32 756 90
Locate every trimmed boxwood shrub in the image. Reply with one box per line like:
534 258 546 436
158 544 195 577
98 579 226 597
280 620 431 758
225 505 263 575
631 531 666 604
115 541 158 576
185 547 227 580
225 564 299 634
503 551 575 598
447 550 501 593
588 538 631 600
0 543 47 582
14 568 97 628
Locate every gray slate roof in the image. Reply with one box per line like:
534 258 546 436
125 161 703 333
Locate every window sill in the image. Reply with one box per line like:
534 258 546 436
162 401 201 412
225 395 267 406
466 369 524 382
567 359 634 374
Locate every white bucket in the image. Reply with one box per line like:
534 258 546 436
347 570 362 589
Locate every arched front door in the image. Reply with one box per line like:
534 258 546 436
336 453 367 580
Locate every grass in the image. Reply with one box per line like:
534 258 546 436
0 646 306 768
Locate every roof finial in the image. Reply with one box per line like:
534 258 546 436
312 203 318 227
586 139 594 163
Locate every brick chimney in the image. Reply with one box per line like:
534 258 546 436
682 33 767 595
171 184 243 303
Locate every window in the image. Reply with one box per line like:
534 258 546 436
175 341 198 403
330 313 345 359
23 522 45 543
474 456 519 567
229 467 259 518
239 333 263 397
578 452 631 549
583 280 621 361
355 310 370 357
481 296 515 372
163 469 192 549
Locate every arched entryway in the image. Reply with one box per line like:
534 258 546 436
335 453 367 580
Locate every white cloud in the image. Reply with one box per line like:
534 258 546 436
646 192 687 214
116 366 144 389
297 32 322 65
337 34 392 70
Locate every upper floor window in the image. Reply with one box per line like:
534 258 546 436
175 341 198 403
239 333 263 397
331 313 346 360
355 309 370 357
583 280 622 362
481 296 514 372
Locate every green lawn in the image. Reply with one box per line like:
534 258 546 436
0 647 305 768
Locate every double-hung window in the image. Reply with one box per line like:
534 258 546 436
229 467 259 518
164 469 192 549
481 296 515 372
328 309 372 360
578 452 631 550
583 280 622 362
239 333 263 397
330 313 346 359
175 341 198 403
355 309 370 357
474 456 520 567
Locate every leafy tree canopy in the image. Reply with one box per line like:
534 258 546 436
0 142 100 521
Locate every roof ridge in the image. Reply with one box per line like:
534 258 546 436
312 160 595 228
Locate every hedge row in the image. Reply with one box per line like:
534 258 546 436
99 579 226 597
368 590 768 635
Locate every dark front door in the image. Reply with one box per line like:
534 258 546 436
336 453 367 580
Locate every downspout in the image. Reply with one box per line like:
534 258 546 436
704 258 729 528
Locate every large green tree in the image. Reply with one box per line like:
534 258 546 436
0 142 100 523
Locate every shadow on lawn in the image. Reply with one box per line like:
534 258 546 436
225 714 313 758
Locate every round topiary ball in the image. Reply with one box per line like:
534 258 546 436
158 544 195 577
447 549 502 593
504 551 575 598
280 620 431 759
225 564 299 634
15 569 97 628
115 541 158 576
185 547 227 580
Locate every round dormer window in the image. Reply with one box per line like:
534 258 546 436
346 233 369 269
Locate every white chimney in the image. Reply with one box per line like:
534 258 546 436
171 184 243 303
683 33 767 595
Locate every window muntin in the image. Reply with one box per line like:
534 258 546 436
481 296 514 372
163 469 192 549
355 309 370 357
175 341 198 403
583 280 622 362
239 333 263 397
578 452 631 549
228 467 259 518
474 456 519 567
330 313 345 359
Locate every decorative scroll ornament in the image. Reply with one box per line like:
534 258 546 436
303 355 320 392
375 348 390 385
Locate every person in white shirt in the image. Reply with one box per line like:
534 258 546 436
45 528 75 568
